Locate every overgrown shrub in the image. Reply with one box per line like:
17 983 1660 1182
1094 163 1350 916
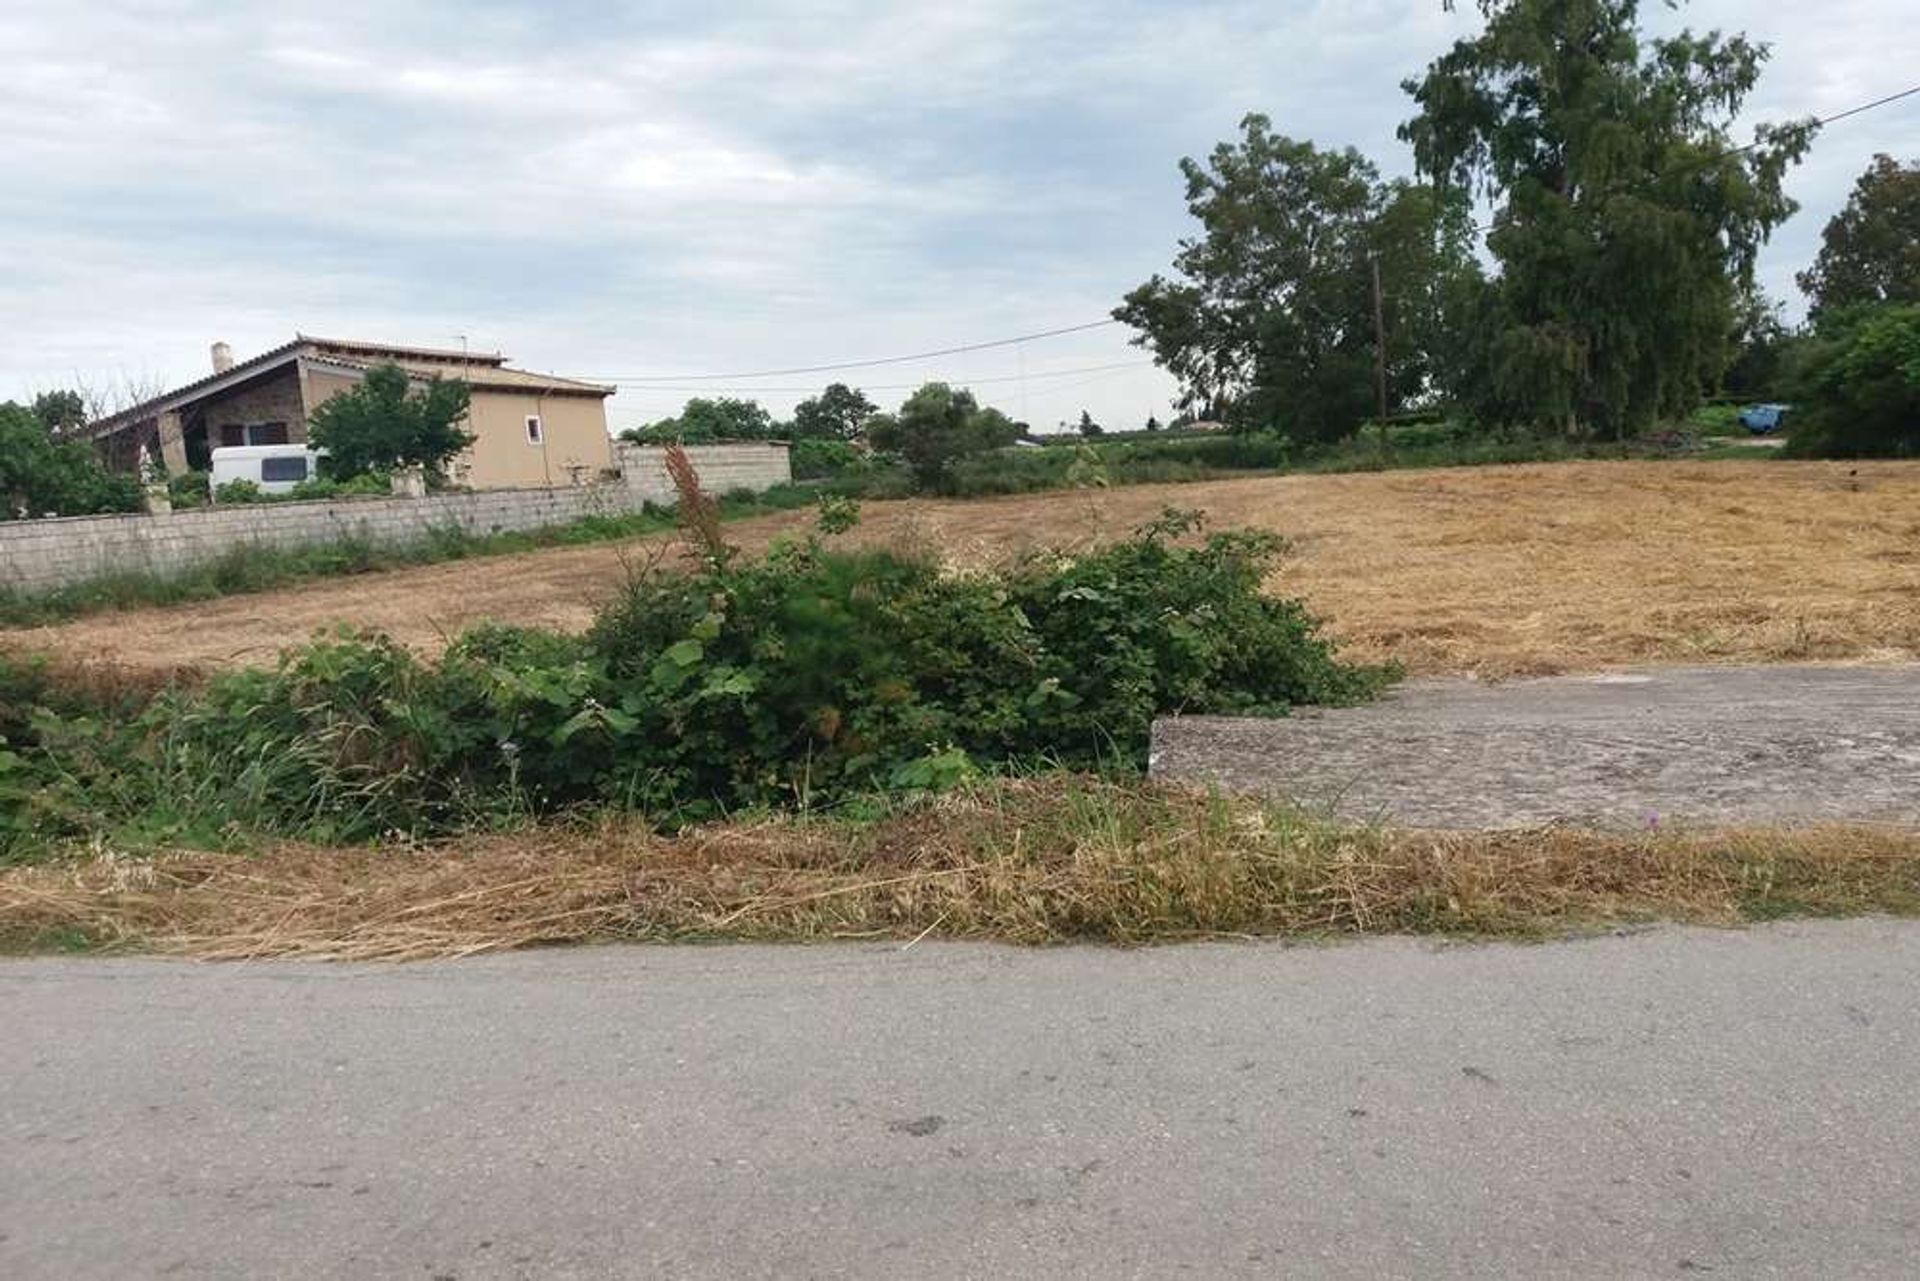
17 509 1388 846
0 656 172 861
0 402 142 519
167 471 212 509
867 384 1022 490
290 472 391 500
1783 304 1920 458
789 438 867 480
213 478 265 504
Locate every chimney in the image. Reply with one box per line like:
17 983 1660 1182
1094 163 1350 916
211 341 234 374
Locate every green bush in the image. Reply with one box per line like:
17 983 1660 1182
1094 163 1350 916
946 448 1072 495
167 471 212 509
0 655 169 862
790 438 867 480
213 478 266 504
1381 418 1472 449
1783 304 1920 459
19 511 1388 845
1107 432 1295 472
0 402 142 519
290 472 391 500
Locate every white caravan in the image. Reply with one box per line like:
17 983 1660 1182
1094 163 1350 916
207 445 327 496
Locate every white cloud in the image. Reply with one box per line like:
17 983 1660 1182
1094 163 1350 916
2 0 1915 427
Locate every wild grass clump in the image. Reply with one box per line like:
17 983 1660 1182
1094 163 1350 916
5 775 1916 959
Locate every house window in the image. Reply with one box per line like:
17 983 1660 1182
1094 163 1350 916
217 423 288 447
260 456 310 484
525 415 545 446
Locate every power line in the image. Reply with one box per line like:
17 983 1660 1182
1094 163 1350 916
1816 82 1920 128
598 83 1916 396
592 318 1120 383
1012 363 1163 414
605 359 1155 400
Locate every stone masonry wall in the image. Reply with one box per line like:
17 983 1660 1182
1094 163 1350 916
614 442 792 504
202 369 309 445
0 443 792 595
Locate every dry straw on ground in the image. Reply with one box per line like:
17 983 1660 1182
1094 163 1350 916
10 460 1918 678
5 778 1917 960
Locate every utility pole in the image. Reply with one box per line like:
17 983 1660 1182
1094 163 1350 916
1370 256 1391 452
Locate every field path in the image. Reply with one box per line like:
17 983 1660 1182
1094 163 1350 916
8 460 1919 677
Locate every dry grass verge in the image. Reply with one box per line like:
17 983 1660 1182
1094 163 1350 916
4 778 1917 960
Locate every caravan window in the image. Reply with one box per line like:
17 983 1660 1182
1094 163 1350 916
260 456 309 484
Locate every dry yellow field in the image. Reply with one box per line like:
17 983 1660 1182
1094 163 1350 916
9 459 1920 677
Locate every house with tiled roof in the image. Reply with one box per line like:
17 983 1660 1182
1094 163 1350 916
81 336 617 489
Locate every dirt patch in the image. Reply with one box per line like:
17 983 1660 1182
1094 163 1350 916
8 460 1919 677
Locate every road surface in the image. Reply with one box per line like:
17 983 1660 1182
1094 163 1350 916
6 923 1920 1277
1152 663 1920 828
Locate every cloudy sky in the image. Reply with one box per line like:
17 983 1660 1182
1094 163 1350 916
4 0 1914 432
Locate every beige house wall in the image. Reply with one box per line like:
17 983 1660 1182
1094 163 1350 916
300 369 612 490
462 390 613 489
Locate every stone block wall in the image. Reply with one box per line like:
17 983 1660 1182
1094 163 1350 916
614 442 792 504
0 443 792 595
0 487 619 595
203 368 309 445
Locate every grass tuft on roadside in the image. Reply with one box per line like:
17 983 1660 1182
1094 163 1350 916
4 776 1916 960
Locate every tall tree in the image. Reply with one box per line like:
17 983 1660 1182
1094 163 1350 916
1401 0 1813 437
1782 304 1920 458
307 363 474 481
1116 114 1478 442
1722 287 1793 398
29 390 87 434
622 397 773 444
1797 155 1920 320
790 383 877 440
0 402 140 518
866 383 1020 490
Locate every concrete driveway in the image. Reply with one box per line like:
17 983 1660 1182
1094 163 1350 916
1152 663 1920 828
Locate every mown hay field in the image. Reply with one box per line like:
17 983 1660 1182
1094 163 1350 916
8 459 1919 677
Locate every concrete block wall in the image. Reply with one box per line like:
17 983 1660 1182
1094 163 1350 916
0 443 795 595
0 487 617 594
615 442 792 504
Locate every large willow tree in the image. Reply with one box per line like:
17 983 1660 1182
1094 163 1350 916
1401 0 1814 437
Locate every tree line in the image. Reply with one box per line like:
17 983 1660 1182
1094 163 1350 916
1117 0 1918 456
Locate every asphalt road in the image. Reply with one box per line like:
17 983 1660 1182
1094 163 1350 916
1152 664 1920 828
6 923 1920 1278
